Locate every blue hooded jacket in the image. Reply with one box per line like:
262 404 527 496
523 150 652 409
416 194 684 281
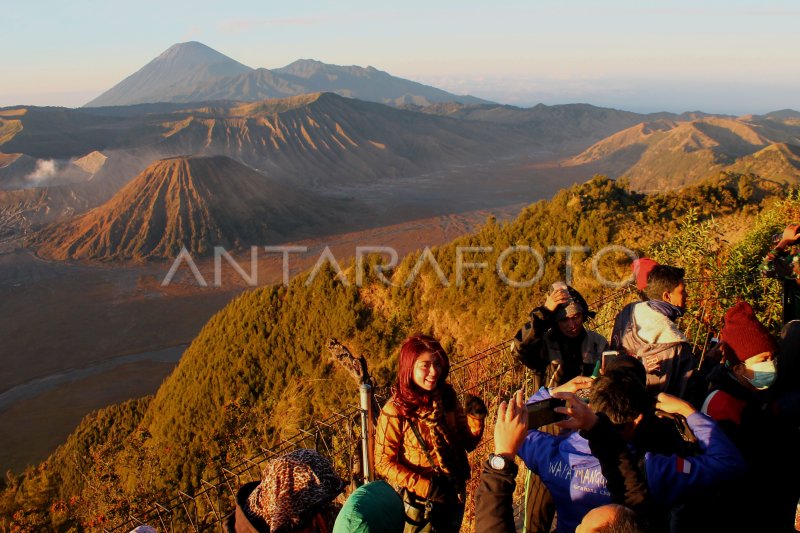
518 387 745 533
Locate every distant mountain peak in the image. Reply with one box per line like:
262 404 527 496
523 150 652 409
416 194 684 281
85 43 490 108
274 59 360 78
763 109 800 120
84 42 252 107
565 114 800 189
155 41 248 67
160 41 212 54
286 58 324 66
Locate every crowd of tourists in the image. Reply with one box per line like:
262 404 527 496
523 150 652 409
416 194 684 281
133 224 800 533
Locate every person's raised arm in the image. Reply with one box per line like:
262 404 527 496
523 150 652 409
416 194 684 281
646 393 745 505
475 390 527 533
511 289 572 373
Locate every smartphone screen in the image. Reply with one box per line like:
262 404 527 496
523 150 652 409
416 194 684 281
526 398 567 429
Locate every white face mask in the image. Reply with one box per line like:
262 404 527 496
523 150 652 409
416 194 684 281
745 359 778 390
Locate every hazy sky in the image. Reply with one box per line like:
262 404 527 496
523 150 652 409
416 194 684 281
3 0 799 114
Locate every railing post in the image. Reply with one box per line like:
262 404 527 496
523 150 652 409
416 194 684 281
359 382 375 483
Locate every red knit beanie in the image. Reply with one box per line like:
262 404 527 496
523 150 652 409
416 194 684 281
721 301 778 363
632 258 659 291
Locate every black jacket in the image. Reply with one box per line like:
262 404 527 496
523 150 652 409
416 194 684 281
511 306 607 389
474 459 518 533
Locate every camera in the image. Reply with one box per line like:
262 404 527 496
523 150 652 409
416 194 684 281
526 397 567 429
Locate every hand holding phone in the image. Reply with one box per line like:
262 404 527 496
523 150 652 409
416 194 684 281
545 281 573 311
601 350 619 373
551 375 593 395
526 397 567 429
551 391 599 432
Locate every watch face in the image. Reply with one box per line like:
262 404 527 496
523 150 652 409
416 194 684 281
490 454 507 470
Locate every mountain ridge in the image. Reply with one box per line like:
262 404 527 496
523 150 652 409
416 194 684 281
84 42 490 108
565 114 800 189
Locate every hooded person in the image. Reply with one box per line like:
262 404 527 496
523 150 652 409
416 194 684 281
610 265 695 397
771 320 800 435
511 282 608 390
775 320 800 402
225 448 345 533
509 282 608 533
776 320 800 531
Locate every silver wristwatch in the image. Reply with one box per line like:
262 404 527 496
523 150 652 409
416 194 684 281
489 453 510 471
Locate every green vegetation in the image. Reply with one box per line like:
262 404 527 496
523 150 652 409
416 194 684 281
2 171 797 531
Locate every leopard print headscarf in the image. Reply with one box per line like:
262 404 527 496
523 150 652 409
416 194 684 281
244 449 345 532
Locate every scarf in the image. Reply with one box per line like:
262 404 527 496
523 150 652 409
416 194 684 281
647 300 684 322
413 384 472 483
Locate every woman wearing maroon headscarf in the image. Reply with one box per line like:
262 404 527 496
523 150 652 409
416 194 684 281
375 334 486 533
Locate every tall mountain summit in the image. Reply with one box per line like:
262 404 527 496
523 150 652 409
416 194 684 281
85 42 252 107
85 42 489 108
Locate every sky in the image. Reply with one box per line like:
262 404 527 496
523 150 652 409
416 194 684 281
2 0 799 114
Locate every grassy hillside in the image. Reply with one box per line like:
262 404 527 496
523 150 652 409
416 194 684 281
2 172 796 530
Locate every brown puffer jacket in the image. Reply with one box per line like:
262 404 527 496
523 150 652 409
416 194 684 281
374 396 484 498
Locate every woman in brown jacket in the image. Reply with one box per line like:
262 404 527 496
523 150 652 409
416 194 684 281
375 334 485 533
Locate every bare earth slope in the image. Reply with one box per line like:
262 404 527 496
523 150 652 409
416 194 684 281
32 155 348 261
154 93 536 186
566 114 800 190
0 93 555 242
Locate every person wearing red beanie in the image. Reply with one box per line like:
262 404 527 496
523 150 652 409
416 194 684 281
695 300 793 533
720 300 778 364
702 301 778 426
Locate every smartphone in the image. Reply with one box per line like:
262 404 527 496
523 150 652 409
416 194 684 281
601 350 619 372
526 398 567 429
